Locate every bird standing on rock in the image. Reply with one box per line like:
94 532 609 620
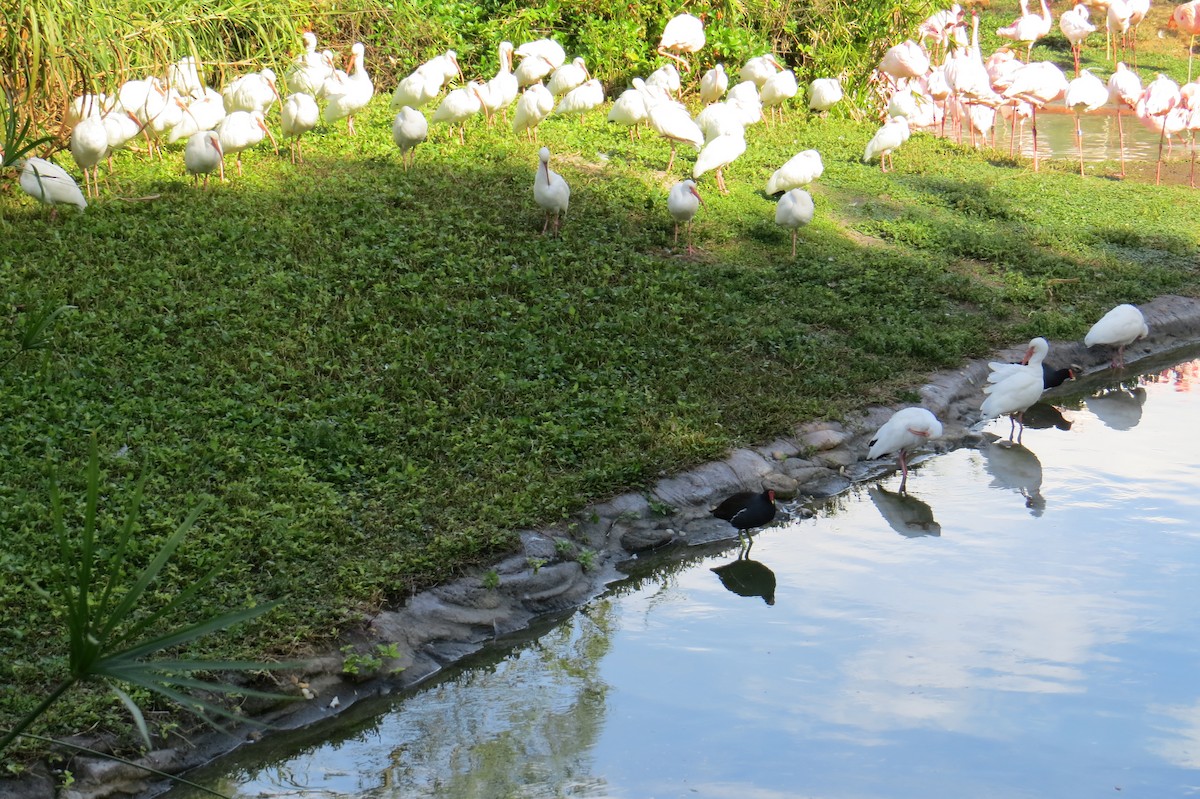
711 489 777 542
867 407 943 494
1085 304 1148 368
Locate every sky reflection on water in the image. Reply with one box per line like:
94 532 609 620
170 352 1200 799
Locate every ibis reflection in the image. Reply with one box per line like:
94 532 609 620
1085 386 1147 430
980 437 1045 516
868 485 941 538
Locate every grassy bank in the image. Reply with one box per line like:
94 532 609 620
2 0 1200 774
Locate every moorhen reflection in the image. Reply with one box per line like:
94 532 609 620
711 542 777 605
980 436 1045 516
1085 386 1147 430
1021 401 1073 431
868 485 941 537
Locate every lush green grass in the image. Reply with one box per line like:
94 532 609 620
3 0 1200 771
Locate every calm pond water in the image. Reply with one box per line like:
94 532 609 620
163 347 1200 799
938 107 1187 164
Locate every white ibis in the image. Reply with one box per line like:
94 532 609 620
533 146 570 237
286 32 335 96
479 41 518 122
775 188 815 257
184 129 224 186
808 77 844 113
693 127 746 193
608 79 650 139
18 158 87 219
167 55 205 99
765 149 824 195
281 92 319 163
547 57 588 97
223 68 280 115
70 115 109 198
391 106 428 169
646 94 704 172
553 78 604 121
322 42 373 135
667 179 703 254
760 69 799 122
646 64 682 97
1085 304 1148 368
981 336 1050 442
867 407 944 493
699 64 729 104
432 81 485 144
217 110 276 177
514 39 565 87
740 54 782 87
513 83 554 140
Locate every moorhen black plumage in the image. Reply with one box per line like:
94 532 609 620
711 489 776 540
1042 362 1079 389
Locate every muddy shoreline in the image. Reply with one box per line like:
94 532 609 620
6 294 1200 799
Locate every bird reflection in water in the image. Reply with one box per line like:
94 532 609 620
868 485 941 537
1085 385 1147 430
980 436 1045 516
711 541 777 605
1020 401 1073 431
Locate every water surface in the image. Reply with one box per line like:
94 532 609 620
166 350 1200 799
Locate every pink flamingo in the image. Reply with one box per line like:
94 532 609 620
1137 73 1182 184
1059 4 1096 76
1169 0 1200 81
1002 61 1068 171
997 0 1053 60
1107 62 1144 177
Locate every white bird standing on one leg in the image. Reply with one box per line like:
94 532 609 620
533 146 570 237
775 188 815 257
868 407 944 494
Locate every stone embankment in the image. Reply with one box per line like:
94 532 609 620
7 294 1199 799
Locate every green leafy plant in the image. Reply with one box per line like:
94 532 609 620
0 88 55 168
481 570 501 590
340 642 401 677
0 435 291 756
0 304 73 372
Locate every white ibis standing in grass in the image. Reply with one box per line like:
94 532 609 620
761 69 798 122
479 41 518 123
647 94 704 172
513 83 555 140
217 110 276 177
70 115 109 199
775 188 814 258
18 158 87 218
167 55 205 99
1085 304 1148 368
322 42 373 135
699 64 729 104
658 13 705 72
184 130 224 186
740 54 782 87
981 336 1050 442
391 106 428 169
608 79 650 139
223 68 280 116
646 64 682 98
808 77 844 113
693 127 746 194
533 146 570 237
547 57 589 97
281 92 319 163
553 78 605 121
868 407 944 494
765 149 823 195
432 81 485 144
287 32 335 96
667 179 703 254
514 39 565 87
711 489 776 542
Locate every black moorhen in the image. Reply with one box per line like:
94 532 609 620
711 489 776 540
1042 362 1080 389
